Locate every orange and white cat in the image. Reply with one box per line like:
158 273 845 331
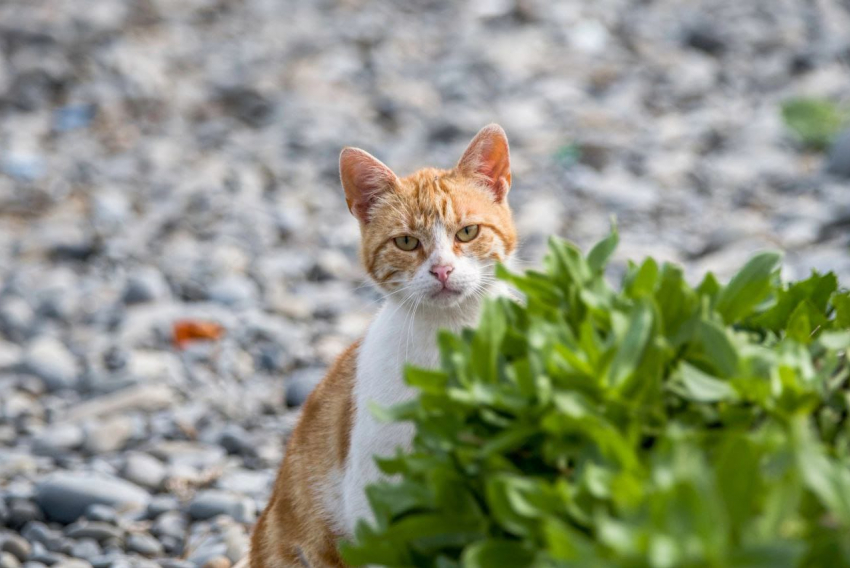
250 124 518 567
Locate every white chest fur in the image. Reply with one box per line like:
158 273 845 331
337 297 482 535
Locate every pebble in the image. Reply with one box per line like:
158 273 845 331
0 534 31 562
200 557 231 568
121 453 167 490
82 417 135 455
125 534 163 558
827 129 850 178
187 492 256 524
123 269 171 305
35 473 149 524
64 522 123 543
32 426 85 458
0 552 20 568
83 505 117 524
284 367 324 408
22 337 78 392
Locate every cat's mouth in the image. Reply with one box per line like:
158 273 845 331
431 286 462 299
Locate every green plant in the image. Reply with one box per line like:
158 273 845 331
340 225 850 568
781 97 848 151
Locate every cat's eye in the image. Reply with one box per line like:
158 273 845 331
394 235 419 251
456 225 479 242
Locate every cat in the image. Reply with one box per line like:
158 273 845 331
250 124 518 568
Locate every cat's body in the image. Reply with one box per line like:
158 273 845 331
251 125 517 568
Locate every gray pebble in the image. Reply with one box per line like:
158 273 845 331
7 501 41 531
151 512 186 542
187 492 255 524
206 276 258 308
122 269 170 305
83 505 117 524
32 426 84 458
0 533 32 561
22 337 78 392
827 129 850 178
121 453 166 490
125 534 163 558
35 473 149 524
68 540 100 563
64 523 123 543
285 367 324 408
146 496 179 519
0 552 21 568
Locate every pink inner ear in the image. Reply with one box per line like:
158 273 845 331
340 148 398 223
458 124 511 202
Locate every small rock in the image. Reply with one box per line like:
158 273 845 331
187 492 256 524
146 496 179 519
149 442 225 470
284 367 323 408
157 561 194 568
35 473 150 524
121 453 166 490
68 540 101 562
7 501 42 530
51 561 92 568
1 153 46 182
23 337 78 392
122 269 170 305
124 534 162 558
82 416 134 454
64 522 123 543
83 505 117 524
32 425 84 457
206 276 258 308
684 22 726 55
0 534 31 562
0 552 21 568
216 426 254 457
151 512 186 541
827 129 850 178
26 542 64 566
200 557 230 568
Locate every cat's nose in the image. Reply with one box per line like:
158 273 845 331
429 264 454 285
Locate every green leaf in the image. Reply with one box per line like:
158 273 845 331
671 362 737 402
587 219 619 274
715 251 782 324
608 301 653 388
461 539 536 568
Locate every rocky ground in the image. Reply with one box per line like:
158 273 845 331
1 0 849 567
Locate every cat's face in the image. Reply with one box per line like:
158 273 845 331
341 124 516 310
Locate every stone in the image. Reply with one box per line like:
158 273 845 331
187 491 256 524
82 416 135 454
151 512 187 541
35 473 150 524
0 552 20 568
68 540 101 563
0 534 31 562
64 523 123 543
7 501 42 530
206 276 258 308
32 425 84 457
83 505 117 524
284 367 324 408
121 453 166 490
149 442 225 470
826 129 850 178
23 337 78 392
124 534 163 558
215 426 254 457
200 557 231 568
146 496 179 519
122 269 170 305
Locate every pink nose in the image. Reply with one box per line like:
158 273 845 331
430 264 454 285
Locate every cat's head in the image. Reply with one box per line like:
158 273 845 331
340 124 517 310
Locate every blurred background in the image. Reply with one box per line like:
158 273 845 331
0 0 849 566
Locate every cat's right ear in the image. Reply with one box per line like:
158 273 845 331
340 148 399 224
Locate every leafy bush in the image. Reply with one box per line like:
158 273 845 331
781 97 848 151
340 226 850 568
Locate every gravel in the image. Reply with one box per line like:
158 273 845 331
1 0 849 565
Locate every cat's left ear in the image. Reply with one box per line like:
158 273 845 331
340 147 399 224
457 123 511 203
